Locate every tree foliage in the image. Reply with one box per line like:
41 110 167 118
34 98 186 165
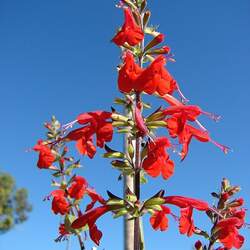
0 172 32 233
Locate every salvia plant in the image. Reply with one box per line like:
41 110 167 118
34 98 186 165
33 0 248 249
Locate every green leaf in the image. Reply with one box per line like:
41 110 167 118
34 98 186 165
126 193 137 203
103 152 125 159
52 171 63 177
140 174 148 184
113 208 128 219
114 98 126 105
146 121 167 128
145 204 162 211
106 199 125 206
144 197 165 207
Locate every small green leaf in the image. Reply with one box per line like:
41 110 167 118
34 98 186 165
103 152 125 159
126 193 137 203
145 204 162 211
113 208 128 219
106 199 125 206
144 197 165 207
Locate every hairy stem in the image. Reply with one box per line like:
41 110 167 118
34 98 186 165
134 92 141 250
124 107 135 250
208 241 214 250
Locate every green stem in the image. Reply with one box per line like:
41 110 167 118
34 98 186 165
134 93 141 250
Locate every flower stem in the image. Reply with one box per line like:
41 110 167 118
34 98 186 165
134 92 141 250
124 107 135 250
208 241 214 250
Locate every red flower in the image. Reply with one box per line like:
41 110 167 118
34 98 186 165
135 104 149 137
55 224 71 242
164 196 209 211
162 94 229 159
51 190 70 215
150 205 171 231
179 206 195 236
59 224 70 236
72 205 110 245
163 105 202 122
118 54 176 96
135 55 177 96
65 111 113 158
68 176 88 200
215 218 245 249
118 52 143 93
178 123 210 160
112 8 144 47
164 196 209 236
142 137 174 180
232 209 246 227
66 126 96 158
85 187 106 211
33 140 55 169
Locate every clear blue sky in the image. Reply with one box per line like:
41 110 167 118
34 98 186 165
0 0 250 250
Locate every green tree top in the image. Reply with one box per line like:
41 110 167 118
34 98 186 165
0 172 32 233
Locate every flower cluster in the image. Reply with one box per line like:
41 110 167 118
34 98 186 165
33 0 247 250
194 179 246 250
33 117 109 246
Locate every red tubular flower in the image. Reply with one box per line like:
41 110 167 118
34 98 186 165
66 126 96 158
178 124 210 160
135 55 177 96
118 54 176 96
163 105 202 122
179 206 195 236
144 33 165 51
164 196 209 211
150 205 171 231
215 218 245 249
142 137 174 180
68 176 88 200
65 111 113 158
33 140 55 169
55 224 71 242
166 113 219 160
135 104 149 137
85 187 106 211
89 224 103 246
59 224 70 236
112 8 144 47
164 195 209 236
118 52 143 93
72 205 110 245
51 190 70 215
232 209 246 227
77 111 113 147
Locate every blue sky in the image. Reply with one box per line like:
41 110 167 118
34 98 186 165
0 0 250 250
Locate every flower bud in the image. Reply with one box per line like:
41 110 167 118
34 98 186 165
194 240 203 250
122 0 137 10
143 11 151 27
228 198 244 208
132 11 141 26
146 46 171 56
44 122 52 130
221 192 230 201
144 34 165 52
140 0 147 12
128 142 134 159
227 186 241 196
111 113 129 122
221 178 230 191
